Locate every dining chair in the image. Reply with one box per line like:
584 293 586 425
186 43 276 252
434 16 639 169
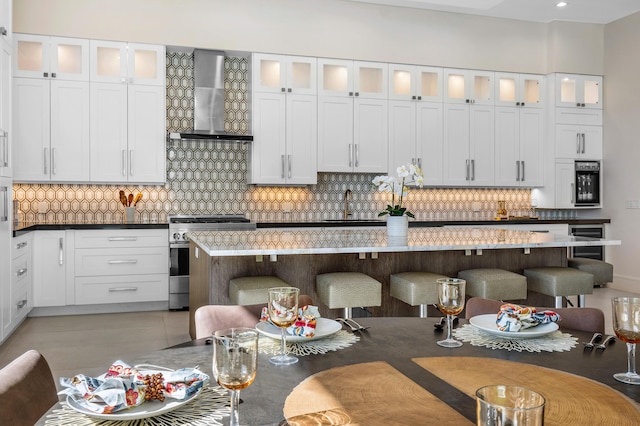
194 294 314 339
0 349 59 426
464 297 605 334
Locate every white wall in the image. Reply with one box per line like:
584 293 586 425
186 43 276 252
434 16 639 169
603 12 640 292
13 0 603 74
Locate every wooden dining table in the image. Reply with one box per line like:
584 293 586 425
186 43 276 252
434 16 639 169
40 317 640 425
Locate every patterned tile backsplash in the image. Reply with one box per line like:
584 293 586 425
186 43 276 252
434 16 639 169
13 52 536 224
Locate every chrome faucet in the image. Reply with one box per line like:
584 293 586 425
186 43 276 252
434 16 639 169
343 189 353 220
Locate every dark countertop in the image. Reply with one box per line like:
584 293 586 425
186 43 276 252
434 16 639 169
12 221 169 237
11 217 610 237
257 218 611 228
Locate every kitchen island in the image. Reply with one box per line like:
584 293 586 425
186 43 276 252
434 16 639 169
188 227 620 338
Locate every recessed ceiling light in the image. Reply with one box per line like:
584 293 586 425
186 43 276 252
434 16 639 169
556 1 568 7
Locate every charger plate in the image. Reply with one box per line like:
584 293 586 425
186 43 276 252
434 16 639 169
255 318 342 342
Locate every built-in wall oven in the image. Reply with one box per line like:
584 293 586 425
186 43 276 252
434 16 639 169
570 224 604 261
574 161 601 207
168 215 256 310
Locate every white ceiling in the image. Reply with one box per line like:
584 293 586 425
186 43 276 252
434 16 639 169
341 0 640 24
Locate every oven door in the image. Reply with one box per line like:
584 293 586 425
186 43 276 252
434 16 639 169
169 244 190 310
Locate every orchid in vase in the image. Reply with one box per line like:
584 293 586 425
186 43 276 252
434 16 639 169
372 163 424 218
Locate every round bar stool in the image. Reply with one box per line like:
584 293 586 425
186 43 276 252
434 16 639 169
390 272 449 318
316 272 382 319
523 267 594 308
458 269 527 301
229 276 290 306
568 258 613 287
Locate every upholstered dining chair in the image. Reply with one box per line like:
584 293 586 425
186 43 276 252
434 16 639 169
194 294 314 339
464 297 605 334
0 349 59 426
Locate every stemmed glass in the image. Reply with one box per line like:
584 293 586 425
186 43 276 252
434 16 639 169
612 297 640 385
268 287 299 365
212 327 259 426
436 278 466 348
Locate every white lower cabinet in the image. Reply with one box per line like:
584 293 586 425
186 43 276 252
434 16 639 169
3 232 32 340
33 230 71 307
74 229 168 305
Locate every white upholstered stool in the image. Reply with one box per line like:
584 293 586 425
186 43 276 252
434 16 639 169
316 272 382 319
568 258 613 287
390 272 449 318
229 276 289 306
458 269 527 301
523 267 594 308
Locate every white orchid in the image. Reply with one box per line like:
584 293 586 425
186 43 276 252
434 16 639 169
372 163 424 218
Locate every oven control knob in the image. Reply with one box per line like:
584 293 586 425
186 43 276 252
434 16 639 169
183 233 190 242
172 232 182 241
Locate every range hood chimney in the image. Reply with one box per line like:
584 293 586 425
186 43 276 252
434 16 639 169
169 49 253 141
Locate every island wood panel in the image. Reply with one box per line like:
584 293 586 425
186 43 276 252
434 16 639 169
189 245 568 337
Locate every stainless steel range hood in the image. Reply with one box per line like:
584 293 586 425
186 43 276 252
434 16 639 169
169 49 253 141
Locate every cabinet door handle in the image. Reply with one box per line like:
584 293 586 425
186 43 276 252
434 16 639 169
471 159 475 181
109 287 138 292
281 155 285 179
122 150 127 176
129 150 134 176
355 144 359 167
44 148 49 175
107 236 138 241
348 144 353 167
0 27 6 36
576 133 580 154
51 72 57 78
287 154 292 178
16 241 28 250
107 260 138 264
16 268 28 277
52 147 57 175
0 186 7 222
0 130 7 168
581 133 586 154
571 183 575 203
16 300 28 309
418 158 422 169
465 160 470 181
59 237 64 266
521 161 525 181
516 161 520 181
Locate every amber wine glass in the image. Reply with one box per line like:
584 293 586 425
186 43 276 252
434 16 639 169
268 287 299 365
612 297 640 385
212 327 259 426
436 278 466 348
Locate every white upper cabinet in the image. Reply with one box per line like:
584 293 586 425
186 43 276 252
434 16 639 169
444 68 494 105
317 59 388 173
250 54 317 185
388 64 443 102
494 73 543 108
555 74 602 109
318 59 387 99
14 34 89 81
252 53 316 95
555 124 603 160
0 17 10 177
90 41 164 86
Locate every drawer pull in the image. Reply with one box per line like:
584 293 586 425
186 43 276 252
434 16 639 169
109 287 138 292
16 268 28 277
16 300 27 309
107 237 138 241
108 260 138 264
16 241 28 250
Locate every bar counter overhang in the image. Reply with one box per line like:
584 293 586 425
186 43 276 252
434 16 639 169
187 227 620 338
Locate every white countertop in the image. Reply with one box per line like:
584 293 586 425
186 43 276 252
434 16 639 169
189 227 621 257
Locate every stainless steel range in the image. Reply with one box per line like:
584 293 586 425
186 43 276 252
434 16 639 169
168 214 256 310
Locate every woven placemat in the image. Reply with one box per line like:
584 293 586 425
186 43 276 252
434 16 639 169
45 385 230 425
258 330 359 356
453 324 578 352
